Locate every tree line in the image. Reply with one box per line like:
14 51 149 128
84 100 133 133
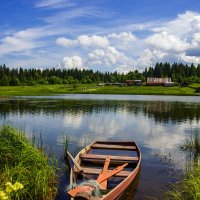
0 62 200 86
144 62 200 84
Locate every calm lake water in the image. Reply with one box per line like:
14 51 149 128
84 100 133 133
1 94 200 199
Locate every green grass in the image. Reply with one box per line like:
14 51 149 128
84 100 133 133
89 85 196 95
0 84 95 96
167 165 200 200
167 131 200 200
0 84 198 96
0 126 58 200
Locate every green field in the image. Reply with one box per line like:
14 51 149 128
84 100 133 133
0 84 199 96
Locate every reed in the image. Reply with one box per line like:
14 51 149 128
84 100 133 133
0 126 58 200
180 130 200 164
166 165 200 200
63 134 70 157
63 134 70 171
166 130 200 200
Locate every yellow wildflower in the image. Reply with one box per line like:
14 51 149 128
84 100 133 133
5 181 24 193
0 191 8 200
5 182 13 194
12 182 24 191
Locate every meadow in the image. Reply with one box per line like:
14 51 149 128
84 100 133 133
0 84 199 96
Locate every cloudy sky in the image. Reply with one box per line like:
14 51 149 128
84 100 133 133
1 0 200 72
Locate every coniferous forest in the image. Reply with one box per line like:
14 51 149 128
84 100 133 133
0 62 200 86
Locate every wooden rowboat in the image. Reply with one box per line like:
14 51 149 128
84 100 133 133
68 141 141 200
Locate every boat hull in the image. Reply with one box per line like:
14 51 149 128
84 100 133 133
69 141 141 200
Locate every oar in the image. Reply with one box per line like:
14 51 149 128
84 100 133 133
97 155 111 190
96 163 128 184
67 151 83 173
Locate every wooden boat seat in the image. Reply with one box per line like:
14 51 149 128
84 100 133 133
73 167 131 177
91 143 137 150
80 154 139 164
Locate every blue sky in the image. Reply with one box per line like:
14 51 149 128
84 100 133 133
1 0 200 72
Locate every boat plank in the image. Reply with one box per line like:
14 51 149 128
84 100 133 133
96 141 135 145
73 167 131 177
91 143 137 150
80 154 139 163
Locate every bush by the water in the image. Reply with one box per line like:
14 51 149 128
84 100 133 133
0 126 58 200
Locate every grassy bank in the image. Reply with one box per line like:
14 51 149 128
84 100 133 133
0 84 199 96
168 165 200 200
167 132 200 200
0 126 58 200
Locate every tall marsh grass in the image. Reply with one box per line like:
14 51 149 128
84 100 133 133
167 131 200 200
180 131 200 164
167 165 200 200
0 126 58 200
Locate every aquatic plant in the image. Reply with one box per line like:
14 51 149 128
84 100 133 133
63 134 70 157
63 134 70 171
166 130 200 200
0 126 58 200
180 130 200 164
167 165 200 200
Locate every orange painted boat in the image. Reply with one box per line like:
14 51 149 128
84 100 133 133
68 141 141 200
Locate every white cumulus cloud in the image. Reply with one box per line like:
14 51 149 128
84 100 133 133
62 56 84 69
108 32 137 43
191 32 200 47
114 64 136 74
56 37 77 46
88 46 131 67
136 49 167 69
56 34 109 49
78 35 109 48
146 31 190 53
179 53 200 64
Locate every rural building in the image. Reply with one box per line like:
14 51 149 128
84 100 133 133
125 80 142 86
146 77 174 86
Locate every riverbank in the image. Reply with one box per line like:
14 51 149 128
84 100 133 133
0 84 199 96
167 131 200 200
168 165 200 199
0 126 58 200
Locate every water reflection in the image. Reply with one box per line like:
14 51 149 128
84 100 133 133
0 99 199 148
1 99 200 123
0 95 200 199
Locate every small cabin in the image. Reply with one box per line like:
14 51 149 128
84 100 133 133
146 77 174 86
